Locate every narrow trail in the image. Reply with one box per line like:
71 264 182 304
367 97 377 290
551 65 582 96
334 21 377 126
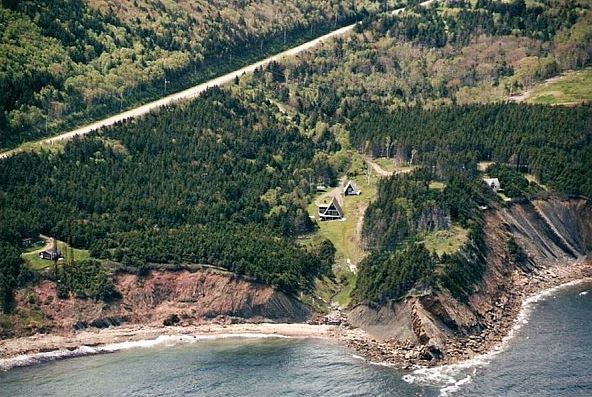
29 235 53 254
507 74 565 103
366 158 393 177
0 0 440 160
365 157 415 178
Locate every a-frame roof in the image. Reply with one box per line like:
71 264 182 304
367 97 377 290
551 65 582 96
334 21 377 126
324 196 343 217
343 180 358 194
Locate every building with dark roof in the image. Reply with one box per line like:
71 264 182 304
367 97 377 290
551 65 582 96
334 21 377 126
318 196 344 221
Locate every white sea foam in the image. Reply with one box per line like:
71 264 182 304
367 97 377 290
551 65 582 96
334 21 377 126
368 360 397 368
0 332 291 372
0 345 101 372
402 277 592 396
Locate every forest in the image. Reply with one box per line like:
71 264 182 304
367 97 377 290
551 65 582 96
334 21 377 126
347 103 592 200
242 0 591 305
0 87 339 309
250 0 591 113
348 102 590 303
1 0 591 313
0 0 393 150
353 170 491 303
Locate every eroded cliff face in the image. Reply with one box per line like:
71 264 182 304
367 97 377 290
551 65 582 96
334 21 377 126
7 270 309 337
349 197 592 359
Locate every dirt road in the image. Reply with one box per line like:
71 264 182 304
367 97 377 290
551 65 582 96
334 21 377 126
0 0 439 160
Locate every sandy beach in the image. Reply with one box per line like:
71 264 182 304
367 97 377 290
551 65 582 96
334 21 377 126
1 260 590 372
0 323 338 365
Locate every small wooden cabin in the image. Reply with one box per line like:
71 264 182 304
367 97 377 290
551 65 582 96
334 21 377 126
318 197 344 221
343 180 361 196
39 249 62 261
483 177 501 192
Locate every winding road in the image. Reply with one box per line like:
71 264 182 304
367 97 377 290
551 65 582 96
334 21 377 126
0 0 439 160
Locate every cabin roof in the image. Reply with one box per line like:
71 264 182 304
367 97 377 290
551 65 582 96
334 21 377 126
343 180 358 194
319 196 343 217
483 177 501 188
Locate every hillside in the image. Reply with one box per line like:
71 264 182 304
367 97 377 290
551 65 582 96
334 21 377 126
0 86 342 325
249 0 591 109
1 0 591 368
0 0 385 150
348 197 592 364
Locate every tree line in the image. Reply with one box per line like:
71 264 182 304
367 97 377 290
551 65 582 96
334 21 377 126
348 103 592 199
0 87 340 311
0 0 383 150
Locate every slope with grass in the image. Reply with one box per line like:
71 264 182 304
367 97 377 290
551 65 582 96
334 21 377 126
523 68 592 105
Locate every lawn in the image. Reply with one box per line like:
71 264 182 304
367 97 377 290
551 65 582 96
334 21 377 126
526 68 592 105
477 161 495 172
429 181 446 190
22 239 90 271
304 161 382 307
373 157 398 173
308 173 379 265
421 226 469 257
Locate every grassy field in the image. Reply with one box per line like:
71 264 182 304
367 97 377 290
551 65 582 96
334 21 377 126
477 161 495 172
525 173 548 190
22 239 90 271
307 173 379 264
526 68 592 105
304 158 382 307
421 226 469 257
373 157 398 173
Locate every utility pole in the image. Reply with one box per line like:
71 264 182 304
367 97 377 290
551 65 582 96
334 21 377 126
164 77 170 93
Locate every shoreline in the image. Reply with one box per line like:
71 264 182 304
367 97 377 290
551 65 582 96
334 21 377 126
341 260 592 369
0 323 338 371
1 261 591 373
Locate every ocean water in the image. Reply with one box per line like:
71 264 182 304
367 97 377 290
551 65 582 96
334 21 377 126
1 281 591 397
0 337 437 397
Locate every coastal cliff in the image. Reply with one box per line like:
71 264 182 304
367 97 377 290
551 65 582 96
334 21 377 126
347 197 592 364
2 197 590 368
4 270 309 338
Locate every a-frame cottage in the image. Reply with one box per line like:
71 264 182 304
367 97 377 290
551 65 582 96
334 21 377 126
318 196 344 221
343 180 360 196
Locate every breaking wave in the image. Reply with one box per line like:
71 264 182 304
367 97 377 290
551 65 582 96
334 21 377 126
402 277 592 397
0 333 291 372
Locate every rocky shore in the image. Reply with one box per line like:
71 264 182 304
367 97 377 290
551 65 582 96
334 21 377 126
1 260 590 372
338 260 592 369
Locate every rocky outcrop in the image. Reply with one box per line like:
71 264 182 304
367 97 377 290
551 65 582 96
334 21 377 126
8 269 309 336
348 197 592 363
